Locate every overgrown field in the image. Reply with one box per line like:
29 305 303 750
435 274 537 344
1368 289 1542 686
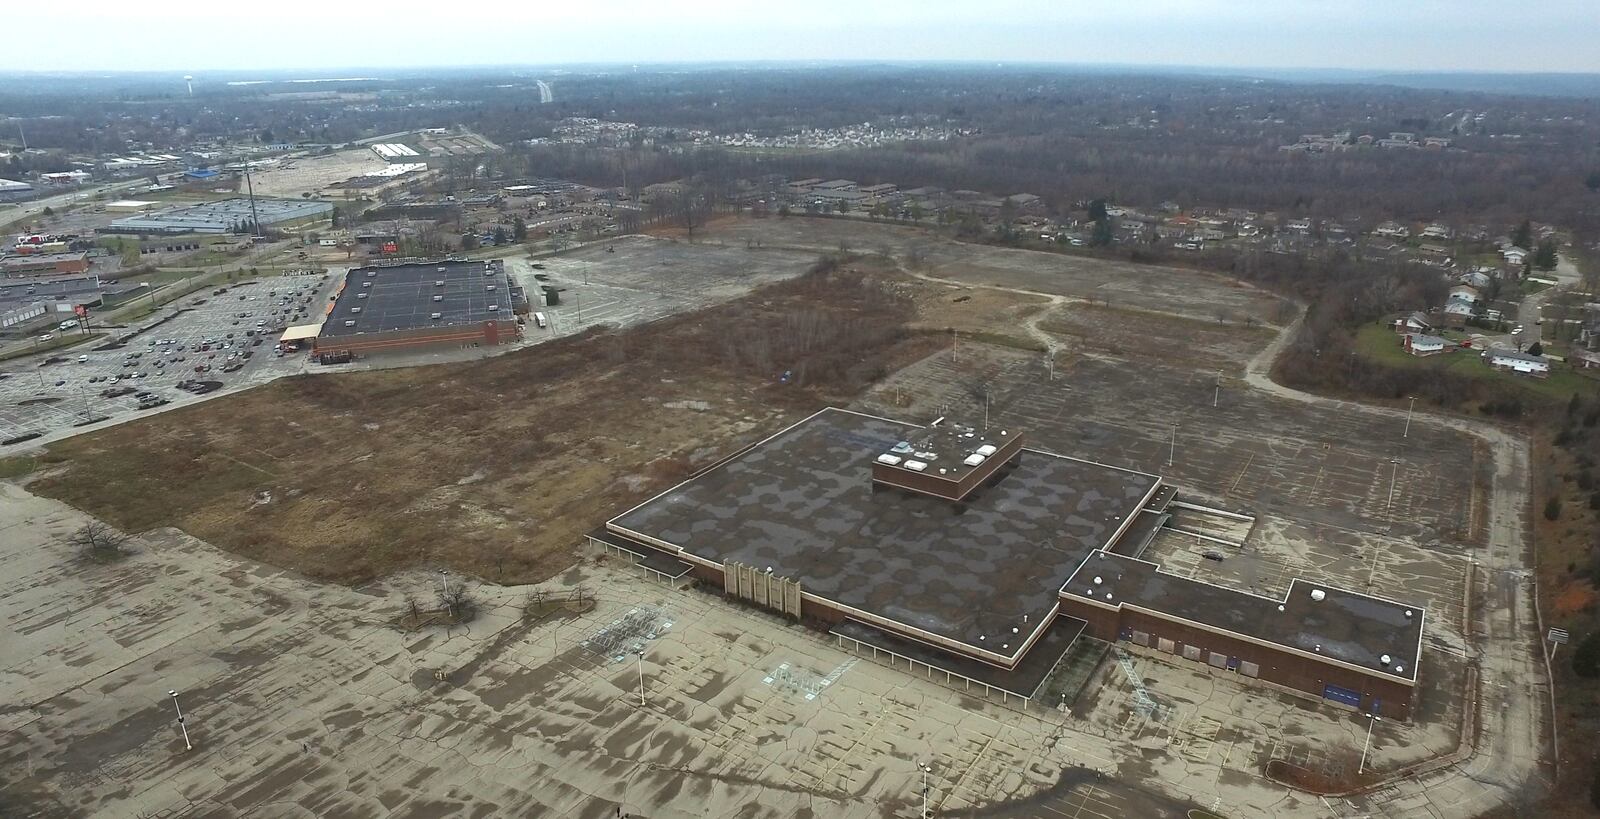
27 260 942 585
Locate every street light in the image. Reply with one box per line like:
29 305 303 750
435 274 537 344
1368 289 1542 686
1358 713 1381 774
1403 396 1417 438
1168 423 1177 468
168 689 193 751
919 761 933 818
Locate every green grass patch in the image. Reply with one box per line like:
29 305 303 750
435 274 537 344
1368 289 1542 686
1355 324 1599 404
0 455 37 479
0 333 104 363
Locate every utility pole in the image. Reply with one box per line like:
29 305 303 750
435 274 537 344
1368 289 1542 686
1168 423 1177 468
982 387 989 431
1213 370 1221 408
1403 396 1417 438
168 690 193 751
951 330 958 363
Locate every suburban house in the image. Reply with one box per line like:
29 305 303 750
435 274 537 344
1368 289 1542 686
1486 348 1550 377
1442 298 1477 320
1393 312 1433 334
1449 285 1482 304
1404 334 1449 356
1502 246 1530 266
1373 221 1410 239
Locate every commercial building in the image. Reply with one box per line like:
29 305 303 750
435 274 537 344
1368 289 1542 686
0 178 34 201
313 258 524 357
596 408 1426 719
1 252 91 278
0 275 101 337
103 198 333 235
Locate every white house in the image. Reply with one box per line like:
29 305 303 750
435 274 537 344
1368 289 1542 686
1487 349 1550 377
1502 246 1530 266
1405 334 1449 356
1443 298 1477 319
1449 285 1482 304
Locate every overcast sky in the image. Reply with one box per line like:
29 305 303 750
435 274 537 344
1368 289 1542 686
7 0 1599 74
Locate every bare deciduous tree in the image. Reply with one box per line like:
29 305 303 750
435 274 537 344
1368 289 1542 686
70 521 128 562
437 579 476 623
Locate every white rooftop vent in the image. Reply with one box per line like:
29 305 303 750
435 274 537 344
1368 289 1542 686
430 312 442 319
1395 664 1404 673
1313 644 1321 652
432 294 443 302
1093 576 1102 585
1277 604 1285 612
1404 609 1413 618
1380 654 1392 665
876 453 902 466
938 468 947 475
435 280 445 287
1000 430 1008 436
975 444 998 457
1105 592 1113 600
963 453 985 467
1310 589 1326 602
1011 627 1019 634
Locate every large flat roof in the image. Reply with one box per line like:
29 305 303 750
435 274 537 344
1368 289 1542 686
610 408 1160 664
0 275 99 306
1063 551 1425 682
106 198 332 234
319 260 516 338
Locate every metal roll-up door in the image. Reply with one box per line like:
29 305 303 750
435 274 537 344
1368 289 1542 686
1207 652 1228 669
1239 661 1260 678
1158 638 1176 653
1182 645 1202 661
1132 630 1150 647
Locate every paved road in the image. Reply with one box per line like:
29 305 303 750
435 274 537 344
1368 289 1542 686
1519 253 1583 347
0 178 151 231
1248 311 1550 817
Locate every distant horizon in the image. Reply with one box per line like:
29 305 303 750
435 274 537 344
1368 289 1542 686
5 2 1598 75
4 60 1600 80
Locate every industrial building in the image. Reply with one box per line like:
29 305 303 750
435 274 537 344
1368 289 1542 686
103 198 332 235
0 178 34 201
309 258 524 357
595 408 1426 719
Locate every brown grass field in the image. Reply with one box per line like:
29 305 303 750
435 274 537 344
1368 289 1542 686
26 259 954 585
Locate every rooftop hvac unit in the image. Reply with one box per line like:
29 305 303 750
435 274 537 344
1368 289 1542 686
975 444 998 457
904 460 928 472
963 453 986 467
432 294 443 302
430 312 442 319
1310 588 1326 602
875 453 902 466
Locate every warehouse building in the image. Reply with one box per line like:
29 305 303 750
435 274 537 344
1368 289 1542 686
595 408 1426 719
312 258 524 357
103 198 332 235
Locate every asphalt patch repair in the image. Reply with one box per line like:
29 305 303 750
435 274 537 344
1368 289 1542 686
23 259 945 586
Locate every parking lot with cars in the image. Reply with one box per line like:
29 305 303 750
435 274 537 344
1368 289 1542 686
0 273 335 446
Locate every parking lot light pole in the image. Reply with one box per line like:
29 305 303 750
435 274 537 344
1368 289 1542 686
1403 396 1417 438
168 690 192 751
919 761 932 818
635 649 646 707
1168 423 1177 468
1358 713 1380 774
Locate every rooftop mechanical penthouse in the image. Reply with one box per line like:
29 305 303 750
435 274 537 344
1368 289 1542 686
595 408 1426 718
